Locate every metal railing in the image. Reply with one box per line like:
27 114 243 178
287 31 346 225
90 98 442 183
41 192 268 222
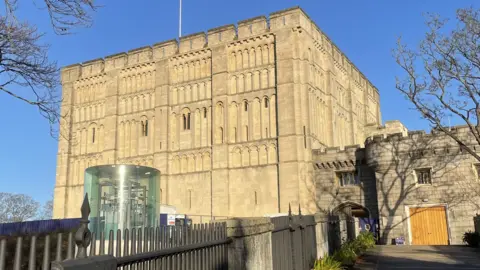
0 220 80 270
49 194 230 269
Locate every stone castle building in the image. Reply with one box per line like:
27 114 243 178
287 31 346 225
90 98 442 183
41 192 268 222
53 6 480 245
53 6 382 220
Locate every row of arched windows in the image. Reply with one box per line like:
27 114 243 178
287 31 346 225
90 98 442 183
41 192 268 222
230 67 275 94
230 144 277 168
228 43 274 71
118 116 154 158
119 71 155 95
74 80 106 104
73 123 105 156
334 109 350 147
308 89 329 145
171 152 211 174
74 103 105 123
119 92 155 115
70 155 103 186
227 96 276 143
171 58 211 84
171 80 211 105
171 107 210 150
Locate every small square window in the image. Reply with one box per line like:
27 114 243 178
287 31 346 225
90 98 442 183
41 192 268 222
337 171 359 186
415 168 432 185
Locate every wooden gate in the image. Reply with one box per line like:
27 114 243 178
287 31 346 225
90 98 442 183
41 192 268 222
409 206 449 245
271 205 317 270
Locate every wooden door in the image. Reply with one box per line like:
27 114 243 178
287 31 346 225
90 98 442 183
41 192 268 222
409 206 449 245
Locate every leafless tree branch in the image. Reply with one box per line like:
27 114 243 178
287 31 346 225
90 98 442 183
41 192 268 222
394 7 480 161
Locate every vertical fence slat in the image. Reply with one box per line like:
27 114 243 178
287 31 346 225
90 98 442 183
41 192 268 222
138 228 144 270
0 238 6 270
186 226 191 270
201 223 206 270
117 229 122 257
13 236 23 270
90 232 96 257
55 233 62 262
42 235 50 270
145 227 150 270
100 231 105 255
28 235 37 270
67 231 74 260
108 230 114 255
160 226 165 270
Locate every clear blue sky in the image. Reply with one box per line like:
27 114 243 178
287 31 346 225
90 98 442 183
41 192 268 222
0 0 476 205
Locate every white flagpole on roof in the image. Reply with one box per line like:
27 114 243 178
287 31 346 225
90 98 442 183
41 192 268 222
179 0 182 38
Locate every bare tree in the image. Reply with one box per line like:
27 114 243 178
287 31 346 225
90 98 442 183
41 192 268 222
37 198 53 220
394 7 480 161
0 192 39 222
1 0 95 137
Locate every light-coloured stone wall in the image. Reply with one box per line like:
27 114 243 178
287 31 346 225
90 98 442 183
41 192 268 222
366 127 480 244
313 125 480 245
53 7 382 220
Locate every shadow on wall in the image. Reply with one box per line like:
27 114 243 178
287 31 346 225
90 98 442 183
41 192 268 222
308 130 480 245
367 132 480 244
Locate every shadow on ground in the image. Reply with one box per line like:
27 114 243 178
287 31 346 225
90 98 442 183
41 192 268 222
354 245 480 270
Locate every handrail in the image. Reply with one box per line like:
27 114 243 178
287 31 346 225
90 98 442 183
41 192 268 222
116 237 233 266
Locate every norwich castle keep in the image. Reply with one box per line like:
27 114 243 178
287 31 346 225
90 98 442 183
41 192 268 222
54 7 480 245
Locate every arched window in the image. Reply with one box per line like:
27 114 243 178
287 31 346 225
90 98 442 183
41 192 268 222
204 108 207 118
141 120 149 136
92 128 96 143
244 101 248 111
264 98 269 108
183 113 191 130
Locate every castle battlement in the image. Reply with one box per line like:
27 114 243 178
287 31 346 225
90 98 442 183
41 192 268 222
60 6 379 97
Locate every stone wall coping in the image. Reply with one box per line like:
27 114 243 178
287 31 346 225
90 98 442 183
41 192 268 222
225 217 274 238
314 213 329 223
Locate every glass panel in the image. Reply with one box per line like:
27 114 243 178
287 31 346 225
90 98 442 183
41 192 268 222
84 165 161 238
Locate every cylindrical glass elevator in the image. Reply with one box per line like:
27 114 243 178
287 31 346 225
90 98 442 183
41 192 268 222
84 165 161 237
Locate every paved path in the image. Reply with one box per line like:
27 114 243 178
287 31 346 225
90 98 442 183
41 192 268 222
354 245 480 269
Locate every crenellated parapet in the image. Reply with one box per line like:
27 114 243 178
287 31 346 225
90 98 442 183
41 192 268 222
364 124 480 169
61 6 379 101
313 144 365 170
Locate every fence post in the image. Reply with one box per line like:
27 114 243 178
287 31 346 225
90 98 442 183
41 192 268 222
226 217 274 270
75 194 92 259
313 212 329 259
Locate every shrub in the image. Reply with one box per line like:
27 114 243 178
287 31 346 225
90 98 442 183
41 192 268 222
354 231 375 252
333 242 357 266
462 231 480 247
313 255 343 270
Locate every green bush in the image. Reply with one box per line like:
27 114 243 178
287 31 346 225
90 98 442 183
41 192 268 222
313 255 343 270
462 231 480 247
333 242 357 266
353 231 376 253
328 231 376 267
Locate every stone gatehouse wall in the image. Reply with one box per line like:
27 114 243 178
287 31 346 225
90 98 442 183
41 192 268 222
313 125 480 245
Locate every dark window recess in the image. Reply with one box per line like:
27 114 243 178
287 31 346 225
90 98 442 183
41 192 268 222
416 168 432 184
204 108 207 118
142 120 149 136
92 128 96 143
337 171 359 186
244 102 248 111
265 99 269 108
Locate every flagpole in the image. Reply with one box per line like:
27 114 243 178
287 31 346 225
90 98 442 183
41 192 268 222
179 0 182 38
